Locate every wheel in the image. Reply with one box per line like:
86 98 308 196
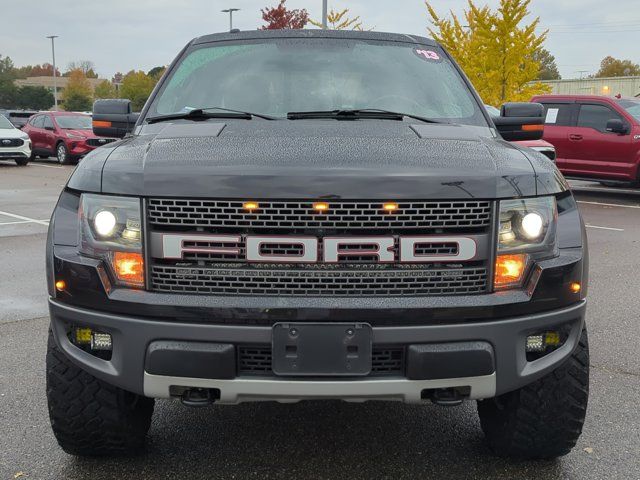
14 157 29 166
56 142 74 165
46 329 154 456
477 328 589 459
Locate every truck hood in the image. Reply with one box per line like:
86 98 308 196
70 120 567 199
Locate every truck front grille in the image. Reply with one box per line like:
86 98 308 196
238 346 405 376
147 199 492 231
150 265 488 297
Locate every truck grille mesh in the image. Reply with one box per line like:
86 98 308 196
150 265 488 297
147 199 492 231
238 346 404 376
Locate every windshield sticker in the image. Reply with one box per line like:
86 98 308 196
414 49 441 62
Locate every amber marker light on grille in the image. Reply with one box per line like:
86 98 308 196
112 251 144 287
570 282 582 294
383 202 399 212
243 201 259 211
55 280 66 292
494 253 528 288
313 202 329 212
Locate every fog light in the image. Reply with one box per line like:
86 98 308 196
91 333 112 351
526 331 562 353
74 327 92 345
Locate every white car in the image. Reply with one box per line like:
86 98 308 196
0 114 32 166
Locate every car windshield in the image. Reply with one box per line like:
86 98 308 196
0 115 14 129
55 115 92 129
617 99 640 122
148 38 487 127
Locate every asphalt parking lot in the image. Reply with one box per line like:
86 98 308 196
0 161 639 480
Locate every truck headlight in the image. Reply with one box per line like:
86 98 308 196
79 194 144 288
495 196 557 289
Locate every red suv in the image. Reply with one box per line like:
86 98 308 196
22 111 115 165
531 95 640 185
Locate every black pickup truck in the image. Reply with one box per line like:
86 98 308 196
45 30 589 459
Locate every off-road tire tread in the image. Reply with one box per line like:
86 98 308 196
46 330 154 456
477 329 589 459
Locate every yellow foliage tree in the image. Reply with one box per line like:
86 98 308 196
62 69 93 111
426 0 551 105
309 8 369 31
120 71 156 111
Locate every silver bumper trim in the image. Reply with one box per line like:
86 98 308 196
143 372 497 404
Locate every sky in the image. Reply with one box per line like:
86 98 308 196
2 0 639 80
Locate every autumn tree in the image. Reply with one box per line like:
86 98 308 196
62 69 93 111
65 60 98 78
29 63 60 77
93 79 117 99
534 48 561 80
147 66 166 81
594 56 640 78
309 8 369 30
120 70 156 111
426 0 551 105
261 0 309 30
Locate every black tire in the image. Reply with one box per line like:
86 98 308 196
56 142 74 165
14 157 29 166
46 329 154 456
477 329 589 460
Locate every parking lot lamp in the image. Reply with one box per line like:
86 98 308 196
221 8 240 31
46 35 59 110
322 0 328 29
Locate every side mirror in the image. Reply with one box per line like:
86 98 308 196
605 118 628 135
493 102 545 142
92 99 139 138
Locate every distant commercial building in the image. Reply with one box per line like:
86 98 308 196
13 76 110 109
539 76 640 98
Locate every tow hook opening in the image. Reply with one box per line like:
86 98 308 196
170 386 221 407
421 386 471 406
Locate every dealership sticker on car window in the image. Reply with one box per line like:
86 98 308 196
414 49 441 62
545 108 559 124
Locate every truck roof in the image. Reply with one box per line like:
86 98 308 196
193 29 437 47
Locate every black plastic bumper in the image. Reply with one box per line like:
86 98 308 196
49 298 586 398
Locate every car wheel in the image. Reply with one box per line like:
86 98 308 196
477 328 589 459
46 329 154 456
14 157 29 166
56 143 73 165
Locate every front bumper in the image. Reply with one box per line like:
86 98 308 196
49 298 586 404
0 140 31 159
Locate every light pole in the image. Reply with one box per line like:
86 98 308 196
322 0 328 29
46 35 59 110
221 8 240 31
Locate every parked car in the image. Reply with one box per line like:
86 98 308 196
531 95 640 185
485 105 556 160
0 109 39 129
0 113 32 166
22 111 116 165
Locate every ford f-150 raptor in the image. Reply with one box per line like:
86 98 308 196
45 29 589 459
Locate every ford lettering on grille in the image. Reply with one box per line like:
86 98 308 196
155 234 478 263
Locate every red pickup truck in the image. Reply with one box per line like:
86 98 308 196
531 95 640 185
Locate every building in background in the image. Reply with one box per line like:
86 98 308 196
13 76 109 110
539 76 640 98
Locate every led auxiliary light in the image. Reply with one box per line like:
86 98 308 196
94 210 117 237
521 212 544 239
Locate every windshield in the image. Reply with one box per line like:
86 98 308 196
148 38 486 126
0 115 15 129
55 115 92 130
617 99 640 122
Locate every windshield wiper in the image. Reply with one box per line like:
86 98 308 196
286 109 443 124
146 107 277 124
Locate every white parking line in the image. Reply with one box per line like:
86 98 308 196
586 225 624 232
0 210 50 226
29 163 63 169
578 200 640 210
